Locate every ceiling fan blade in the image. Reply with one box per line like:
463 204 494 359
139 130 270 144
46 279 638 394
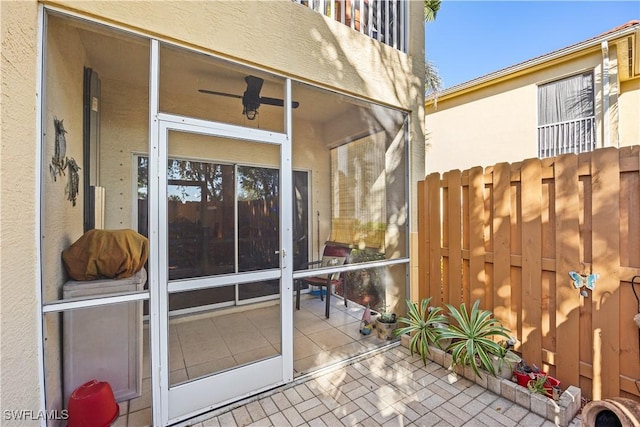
260 96 300 108
198 89 242 99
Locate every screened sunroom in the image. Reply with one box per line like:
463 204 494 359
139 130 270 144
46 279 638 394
41 10 410 425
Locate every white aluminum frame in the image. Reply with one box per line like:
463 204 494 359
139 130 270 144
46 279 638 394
153 95 294 425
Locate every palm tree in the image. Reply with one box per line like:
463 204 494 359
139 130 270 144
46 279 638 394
424 0 443 96
425 60 442 96
424 0 441 22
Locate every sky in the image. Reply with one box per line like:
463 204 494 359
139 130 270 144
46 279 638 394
425 1 640 89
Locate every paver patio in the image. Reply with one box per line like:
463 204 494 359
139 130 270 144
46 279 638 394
184 345 583 427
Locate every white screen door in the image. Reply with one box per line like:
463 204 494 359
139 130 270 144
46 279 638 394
152 117 293 424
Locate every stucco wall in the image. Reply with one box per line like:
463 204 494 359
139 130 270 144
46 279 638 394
0 1 42 424
42 15 86 302
425 51 605 174
619 78 640 146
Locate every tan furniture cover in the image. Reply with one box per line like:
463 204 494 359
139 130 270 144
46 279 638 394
62 229 149 281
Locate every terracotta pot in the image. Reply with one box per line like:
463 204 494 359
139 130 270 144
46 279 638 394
582 397 640 426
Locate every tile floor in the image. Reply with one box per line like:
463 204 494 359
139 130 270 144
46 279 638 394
115 293 386 426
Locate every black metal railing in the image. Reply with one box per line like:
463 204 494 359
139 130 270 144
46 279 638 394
295 0 408 52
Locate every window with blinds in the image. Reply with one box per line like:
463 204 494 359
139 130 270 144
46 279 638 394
537 71 596 158
329 133 387 250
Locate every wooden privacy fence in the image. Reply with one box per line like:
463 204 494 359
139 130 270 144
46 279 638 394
418 146 640 402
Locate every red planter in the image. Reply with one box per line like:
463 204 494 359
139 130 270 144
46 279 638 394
514 370 541 387
513 371 560 398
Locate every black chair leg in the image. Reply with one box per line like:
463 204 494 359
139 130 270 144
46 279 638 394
296 280 300 310
344 282 348 307
325 285 330 318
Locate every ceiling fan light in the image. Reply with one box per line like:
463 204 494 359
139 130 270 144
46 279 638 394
245 108 258 120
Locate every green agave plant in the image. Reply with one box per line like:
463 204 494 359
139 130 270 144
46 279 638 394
439 299 511 377
395 297 449 366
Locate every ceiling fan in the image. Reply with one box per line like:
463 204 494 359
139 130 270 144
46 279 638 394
199 75 299 120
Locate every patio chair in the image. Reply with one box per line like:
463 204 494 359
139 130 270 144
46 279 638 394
295 243 350 318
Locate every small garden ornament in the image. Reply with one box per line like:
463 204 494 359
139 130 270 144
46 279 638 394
50 117 67 180
359 304 373 335
569 268 599 297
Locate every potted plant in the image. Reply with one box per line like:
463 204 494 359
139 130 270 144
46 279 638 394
527 373 549 395
492 338 521 379
526 373 561 399
513 359 538 387
375 305 398 340
438 299 511 377
394 297 449 365
514 359 561 399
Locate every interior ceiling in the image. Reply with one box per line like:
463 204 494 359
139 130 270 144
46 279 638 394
77 25 362 126
68 13 406 146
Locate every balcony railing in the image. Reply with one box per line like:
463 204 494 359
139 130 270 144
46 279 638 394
537 116 596 158
295 0 408 52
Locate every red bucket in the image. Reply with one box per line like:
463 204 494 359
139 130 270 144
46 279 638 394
67 380 119 427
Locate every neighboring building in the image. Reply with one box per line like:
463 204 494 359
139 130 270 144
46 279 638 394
425 20 640 174
1 1 425 425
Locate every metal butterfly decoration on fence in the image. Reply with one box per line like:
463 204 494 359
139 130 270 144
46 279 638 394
568 271 599 297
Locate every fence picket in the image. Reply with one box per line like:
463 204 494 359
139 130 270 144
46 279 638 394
418 180 428 300
447 170 462 307
492 163 511 323
590 147 621 400
468 167 486 308
521 159 543 367
554 153 581 388
427 173 442 305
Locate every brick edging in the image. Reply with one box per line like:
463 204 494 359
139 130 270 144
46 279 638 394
400 335 581 427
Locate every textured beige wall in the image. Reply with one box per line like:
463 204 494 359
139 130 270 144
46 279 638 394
0 1 42 423
619 79 640 146
426 51 604 174
42 15 87 302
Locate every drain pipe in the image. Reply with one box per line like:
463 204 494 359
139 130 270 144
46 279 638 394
601 40 610 147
